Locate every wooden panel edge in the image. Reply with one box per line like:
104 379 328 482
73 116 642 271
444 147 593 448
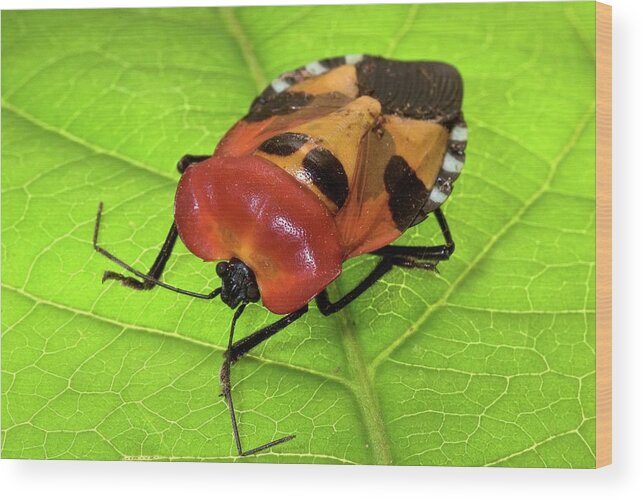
595 1 612 469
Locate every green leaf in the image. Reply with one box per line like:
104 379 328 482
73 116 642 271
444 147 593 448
2 3 597 466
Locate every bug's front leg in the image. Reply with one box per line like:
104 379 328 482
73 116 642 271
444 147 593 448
97 154 210 291
94 155 222 299
100 222 180 291
220 304 308 456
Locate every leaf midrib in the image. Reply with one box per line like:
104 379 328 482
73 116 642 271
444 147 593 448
330 284 393 464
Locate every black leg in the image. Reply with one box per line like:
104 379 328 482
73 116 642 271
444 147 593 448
220 304 309 456
100 153 209 289
177 154 210 174
101 222 179 291
317 208 456 316
316 258 395 316
93 203 221 300
370 208 455 262
95 154 220 298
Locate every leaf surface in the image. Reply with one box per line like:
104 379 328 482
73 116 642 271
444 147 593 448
2 3 596 466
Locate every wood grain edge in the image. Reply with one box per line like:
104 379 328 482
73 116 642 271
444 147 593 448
595 1 612 469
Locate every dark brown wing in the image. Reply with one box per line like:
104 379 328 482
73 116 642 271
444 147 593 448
355 56 464 126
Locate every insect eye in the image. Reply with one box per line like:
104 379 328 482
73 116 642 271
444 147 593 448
216 261 229 277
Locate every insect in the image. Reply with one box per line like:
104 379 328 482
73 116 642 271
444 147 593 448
93 54 467 456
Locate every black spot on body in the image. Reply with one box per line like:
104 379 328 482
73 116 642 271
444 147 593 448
384 155 429 231
245 92 313 122
258 132 312 156
302 147 349 209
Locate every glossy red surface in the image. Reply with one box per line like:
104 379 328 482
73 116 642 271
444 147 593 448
174 155 343 314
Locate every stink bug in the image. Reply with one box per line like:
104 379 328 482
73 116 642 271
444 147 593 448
93 55 467 456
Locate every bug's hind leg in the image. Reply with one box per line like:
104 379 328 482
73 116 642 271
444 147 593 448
221 305 309 456
370 208 455 269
